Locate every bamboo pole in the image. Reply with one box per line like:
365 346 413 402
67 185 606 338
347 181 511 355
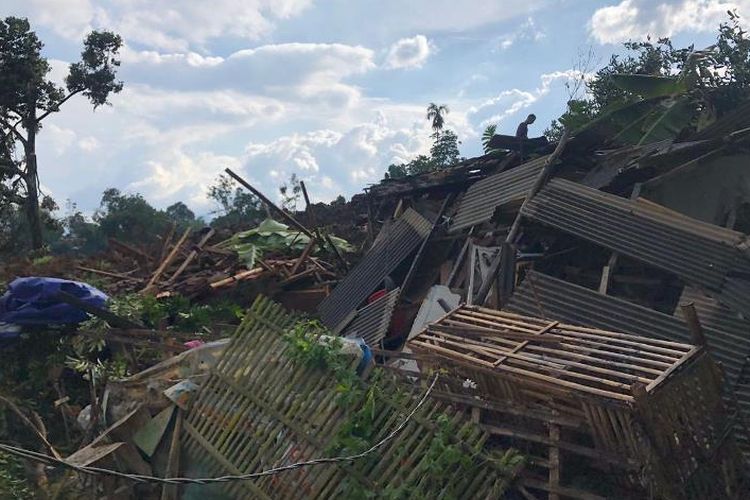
475 129 571 305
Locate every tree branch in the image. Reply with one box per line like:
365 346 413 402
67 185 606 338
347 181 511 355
0 184 26 205
0 116 27 148
37 90 83 123
0 162 24 178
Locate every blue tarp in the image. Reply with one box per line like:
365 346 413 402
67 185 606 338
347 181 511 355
0 277 108 327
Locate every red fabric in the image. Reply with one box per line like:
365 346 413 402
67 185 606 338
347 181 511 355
367 289 387 303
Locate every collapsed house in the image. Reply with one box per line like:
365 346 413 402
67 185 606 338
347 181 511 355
7 91 750 499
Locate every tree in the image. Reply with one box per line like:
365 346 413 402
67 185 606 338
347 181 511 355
279 173 302 211
482 124 498 154
207 173 264 230
430 129 461 168
426 103 449 137
0 17 123 249
93 188 169 244
165 201 197 227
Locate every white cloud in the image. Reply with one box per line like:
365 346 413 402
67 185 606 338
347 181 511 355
45 124 77 155
497 17 546 51
78 137 100 152
384 35 432 69
467 70 585 128
120 43 376 108
2 0 313 51
590 0 748 44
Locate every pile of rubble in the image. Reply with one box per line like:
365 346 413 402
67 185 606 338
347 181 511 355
5 93 750 498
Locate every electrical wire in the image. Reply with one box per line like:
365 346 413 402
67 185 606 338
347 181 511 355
0 373 439 486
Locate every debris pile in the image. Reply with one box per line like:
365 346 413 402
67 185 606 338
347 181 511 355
6 89 750 498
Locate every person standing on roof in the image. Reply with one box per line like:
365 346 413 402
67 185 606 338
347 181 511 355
516 113 536 158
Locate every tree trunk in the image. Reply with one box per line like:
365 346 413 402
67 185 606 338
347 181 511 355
24 88 43 250
25 150 43 250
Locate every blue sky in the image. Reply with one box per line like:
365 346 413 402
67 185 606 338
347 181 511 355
0 0 736 216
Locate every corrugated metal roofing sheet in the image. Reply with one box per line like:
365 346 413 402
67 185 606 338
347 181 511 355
522 178 750 296
506 272 750 457
341 288 400 346
449 156 547 233
317 208 431 331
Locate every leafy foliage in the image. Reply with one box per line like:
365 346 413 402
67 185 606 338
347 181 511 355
279 173 302 211
0 16 123 248
385 129 462 179
207 173 265 230
482 124 498 154
548 12 750 142
282 319 523 499
0 451 32 499
93 188 171 245
426 103 449 135
218 218 353 267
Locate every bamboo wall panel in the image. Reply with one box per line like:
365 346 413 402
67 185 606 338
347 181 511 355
182 296 517 499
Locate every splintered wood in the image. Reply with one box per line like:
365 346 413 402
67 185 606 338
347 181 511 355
180 296 519 500
74 228 340 299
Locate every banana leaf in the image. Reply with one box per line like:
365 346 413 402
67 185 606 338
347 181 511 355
610 74 688 99
219 218 354 268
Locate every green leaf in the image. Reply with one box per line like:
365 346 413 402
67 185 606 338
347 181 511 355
610 73 688 98
637 96 697 145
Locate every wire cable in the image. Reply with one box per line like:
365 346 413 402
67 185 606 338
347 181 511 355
0 373 439 485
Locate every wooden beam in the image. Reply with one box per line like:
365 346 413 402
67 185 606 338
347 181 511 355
680 302 708 347
225 168 314 238
549 422 561 500
165 228 215 285
400 195 453 296
598 253 618 295
476 128 571 305
142 227 191 294
492 321 559 367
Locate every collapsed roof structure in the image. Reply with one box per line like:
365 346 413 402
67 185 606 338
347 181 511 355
8 78 750 499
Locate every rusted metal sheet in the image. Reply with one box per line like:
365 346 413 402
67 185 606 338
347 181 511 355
340 288 400 346
317 208 431 331
522 178 750 308
183 296 518 500
450 156 548 233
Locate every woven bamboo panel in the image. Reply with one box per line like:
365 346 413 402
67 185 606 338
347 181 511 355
182 296 517 499
407 304 747 498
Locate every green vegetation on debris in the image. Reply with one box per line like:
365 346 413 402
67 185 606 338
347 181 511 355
219 218 353 268
282 319 523 499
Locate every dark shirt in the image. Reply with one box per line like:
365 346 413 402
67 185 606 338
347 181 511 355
515 121 528 140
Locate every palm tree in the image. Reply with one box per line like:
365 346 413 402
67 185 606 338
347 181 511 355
426 103 449 136
481 124 497 154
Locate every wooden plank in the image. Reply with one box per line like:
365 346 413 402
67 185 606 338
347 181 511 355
225 168 314 239
76 266 143 283
493 321 558 367
290 239 316 276
165 228 216 285
143 227 191 294
549 422 560 500
161 410 183 500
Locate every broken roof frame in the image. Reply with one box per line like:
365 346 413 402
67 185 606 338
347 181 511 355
408 303 746 499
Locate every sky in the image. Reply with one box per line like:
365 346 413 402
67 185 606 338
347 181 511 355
0 0 741 216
